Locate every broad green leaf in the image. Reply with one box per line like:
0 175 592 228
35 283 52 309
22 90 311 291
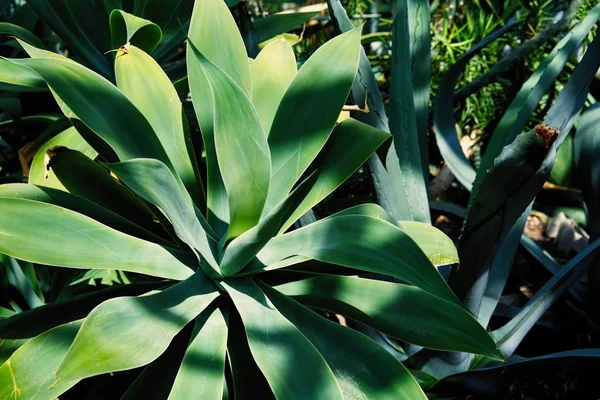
56 272 219 382
107 159 220 276
188 0 251 95
219 173 317 276
115 45 204 207
0 197 194 281
187 0 251 235
0 321 82 400
0 183 171 247
250 38 297 135
280 118 391 233
254 11 320 43
29 126 97 190
109 10 161 53
252 214 457 302
276 276 502 359
0 282 160 340
262 281 428 399
46 148 165 237
0 22 44 48
265 27 362 212
12 45 172 168
169 304 229 400
0 57 47 92
389 0 429 223
191 48 271 239
222 278 343 399
408 0 431 175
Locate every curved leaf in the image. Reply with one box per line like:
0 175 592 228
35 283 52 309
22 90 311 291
265 26 362 212
0 321 82 400
222 278 343 399
250 37 297 135
115 45 203 207
0 22 44 48
56 272 219 382
276 276 502 359
252 214 457 303
168 304 229 400
110 10 161 53
254 11 320 43
107 159 219 276
191 47 270 239
262 281 428 399
280 118 391 233
0 197 194 281
0 57 46 92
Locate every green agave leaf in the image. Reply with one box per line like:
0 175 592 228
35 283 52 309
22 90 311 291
549 132 573 186
276 276 502 359
261 281 428 399
0 321 82 400
222 278 343 399
0 57 47 92
333 203 458 267
433 349 600 397
187 0 251 235
220 173 317 276
115 45 203 208
265 26 362 212
574 103 600 238
0 282 161 340
0 197 194 281
251 214 458 303
106 159 219 276
46 148 166 236
451 126 555 309
280 118 391 233
0 22 44 48
13 40 173 168
188 0 251 95
389 0 429 223
110 10 161 53
56 272 219 382
29 126 97 190
408 0 431 174
169 303 229 400
0 183 170 247
254 10 320 43
190 46 271 239
26 0 113 77
250 37 297 135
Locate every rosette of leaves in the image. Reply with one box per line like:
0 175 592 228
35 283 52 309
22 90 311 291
0 0 501 398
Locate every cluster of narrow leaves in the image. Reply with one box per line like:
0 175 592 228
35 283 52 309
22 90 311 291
0 0 504 398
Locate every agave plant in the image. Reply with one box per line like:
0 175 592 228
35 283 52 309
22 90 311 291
0 0 503 398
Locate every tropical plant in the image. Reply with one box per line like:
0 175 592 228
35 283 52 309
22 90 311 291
327 0 600 397
0 0 503 398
